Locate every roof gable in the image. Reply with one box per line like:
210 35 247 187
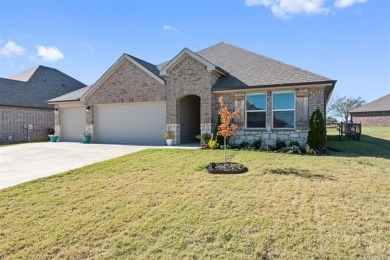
82 54 164 100
351 94 390 113
159 48 227 76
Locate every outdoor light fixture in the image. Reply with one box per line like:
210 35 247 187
54 108 59 113
86 106 91 112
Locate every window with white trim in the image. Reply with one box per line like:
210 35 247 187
246 93 267 128
272 92 295 129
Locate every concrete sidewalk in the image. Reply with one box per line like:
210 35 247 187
0 142 153 189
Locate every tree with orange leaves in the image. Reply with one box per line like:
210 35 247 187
217 96 242 163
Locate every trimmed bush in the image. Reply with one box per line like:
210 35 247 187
307 108 326 152
275 139 287 150
251 139 262 150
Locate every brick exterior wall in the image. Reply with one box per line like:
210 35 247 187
211 86 326 148
351 111 390 126
0 106 53 143
83 58 166 138
165 54 219 144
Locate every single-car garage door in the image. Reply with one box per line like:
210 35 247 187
95 102 166 145
60 106 86 142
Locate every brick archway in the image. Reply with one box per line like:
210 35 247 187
179 95 200 144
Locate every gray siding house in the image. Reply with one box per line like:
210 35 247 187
0 66 86 143
49 42 336 146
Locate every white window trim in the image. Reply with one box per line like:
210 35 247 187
245 93 267 129
272 91 296 129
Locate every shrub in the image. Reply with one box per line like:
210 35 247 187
239 141 250 150
307 108 326 152
208 134 220 149
275 139 287 150
196 133 211 145
282 145 301 154
251 139 262 150
289 140 300 147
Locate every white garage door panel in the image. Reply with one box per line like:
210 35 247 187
61 107 86 142
95 102 166 145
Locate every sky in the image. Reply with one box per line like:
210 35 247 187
0 0 389 103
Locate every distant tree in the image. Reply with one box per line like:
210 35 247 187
217 96 241 163
326 116 338 124
307 108 326 153
327 95 365 122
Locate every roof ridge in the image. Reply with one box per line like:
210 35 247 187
125 53 157 66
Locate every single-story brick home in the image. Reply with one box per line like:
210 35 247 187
0 66 86 143
49 42 336 146
350 94 390 126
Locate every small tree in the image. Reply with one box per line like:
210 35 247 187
217 96 242 163
307 108 326 153
327 95 365 122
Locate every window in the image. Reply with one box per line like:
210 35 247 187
272 92 295 129
246 93 266 128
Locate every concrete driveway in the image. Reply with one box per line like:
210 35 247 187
0 142 152 189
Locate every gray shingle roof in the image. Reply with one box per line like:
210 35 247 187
49 42 335 103
196 42 334 90
7 66 39 81
126 54 161 78
48 86 92 103
0 65 86 109
351 94 390 113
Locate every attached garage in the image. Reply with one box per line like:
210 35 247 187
60 106 86 142
94 102 166 145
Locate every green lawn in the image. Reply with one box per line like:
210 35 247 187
0 128 389 259
327 126 390 157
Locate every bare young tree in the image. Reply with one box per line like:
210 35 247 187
327 95 365 122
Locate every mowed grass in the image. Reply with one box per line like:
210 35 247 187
1 128 390 259
327 126 390 157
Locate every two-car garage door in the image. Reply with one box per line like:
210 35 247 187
94 102 166 145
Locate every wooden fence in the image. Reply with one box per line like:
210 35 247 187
336 122 362 141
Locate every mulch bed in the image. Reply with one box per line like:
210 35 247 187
207 162 247 174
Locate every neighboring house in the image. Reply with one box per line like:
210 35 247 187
350 94 390 126
49 42 336 146
0 66 86 143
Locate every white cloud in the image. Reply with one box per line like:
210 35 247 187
0 41 25 56
245 0 367 17
162 24 179 33
334 0 366 8
36 46 64 62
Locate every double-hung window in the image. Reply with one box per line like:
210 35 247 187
272 92 295 129
246 93 267 128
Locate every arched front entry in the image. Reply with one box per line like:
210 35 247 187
180 95 200 144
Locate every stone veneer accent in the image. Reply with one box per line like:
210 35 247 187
351 111 390 126
165 54 219 144
166 123 179 145
0 106 53 143
84 58 166 139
